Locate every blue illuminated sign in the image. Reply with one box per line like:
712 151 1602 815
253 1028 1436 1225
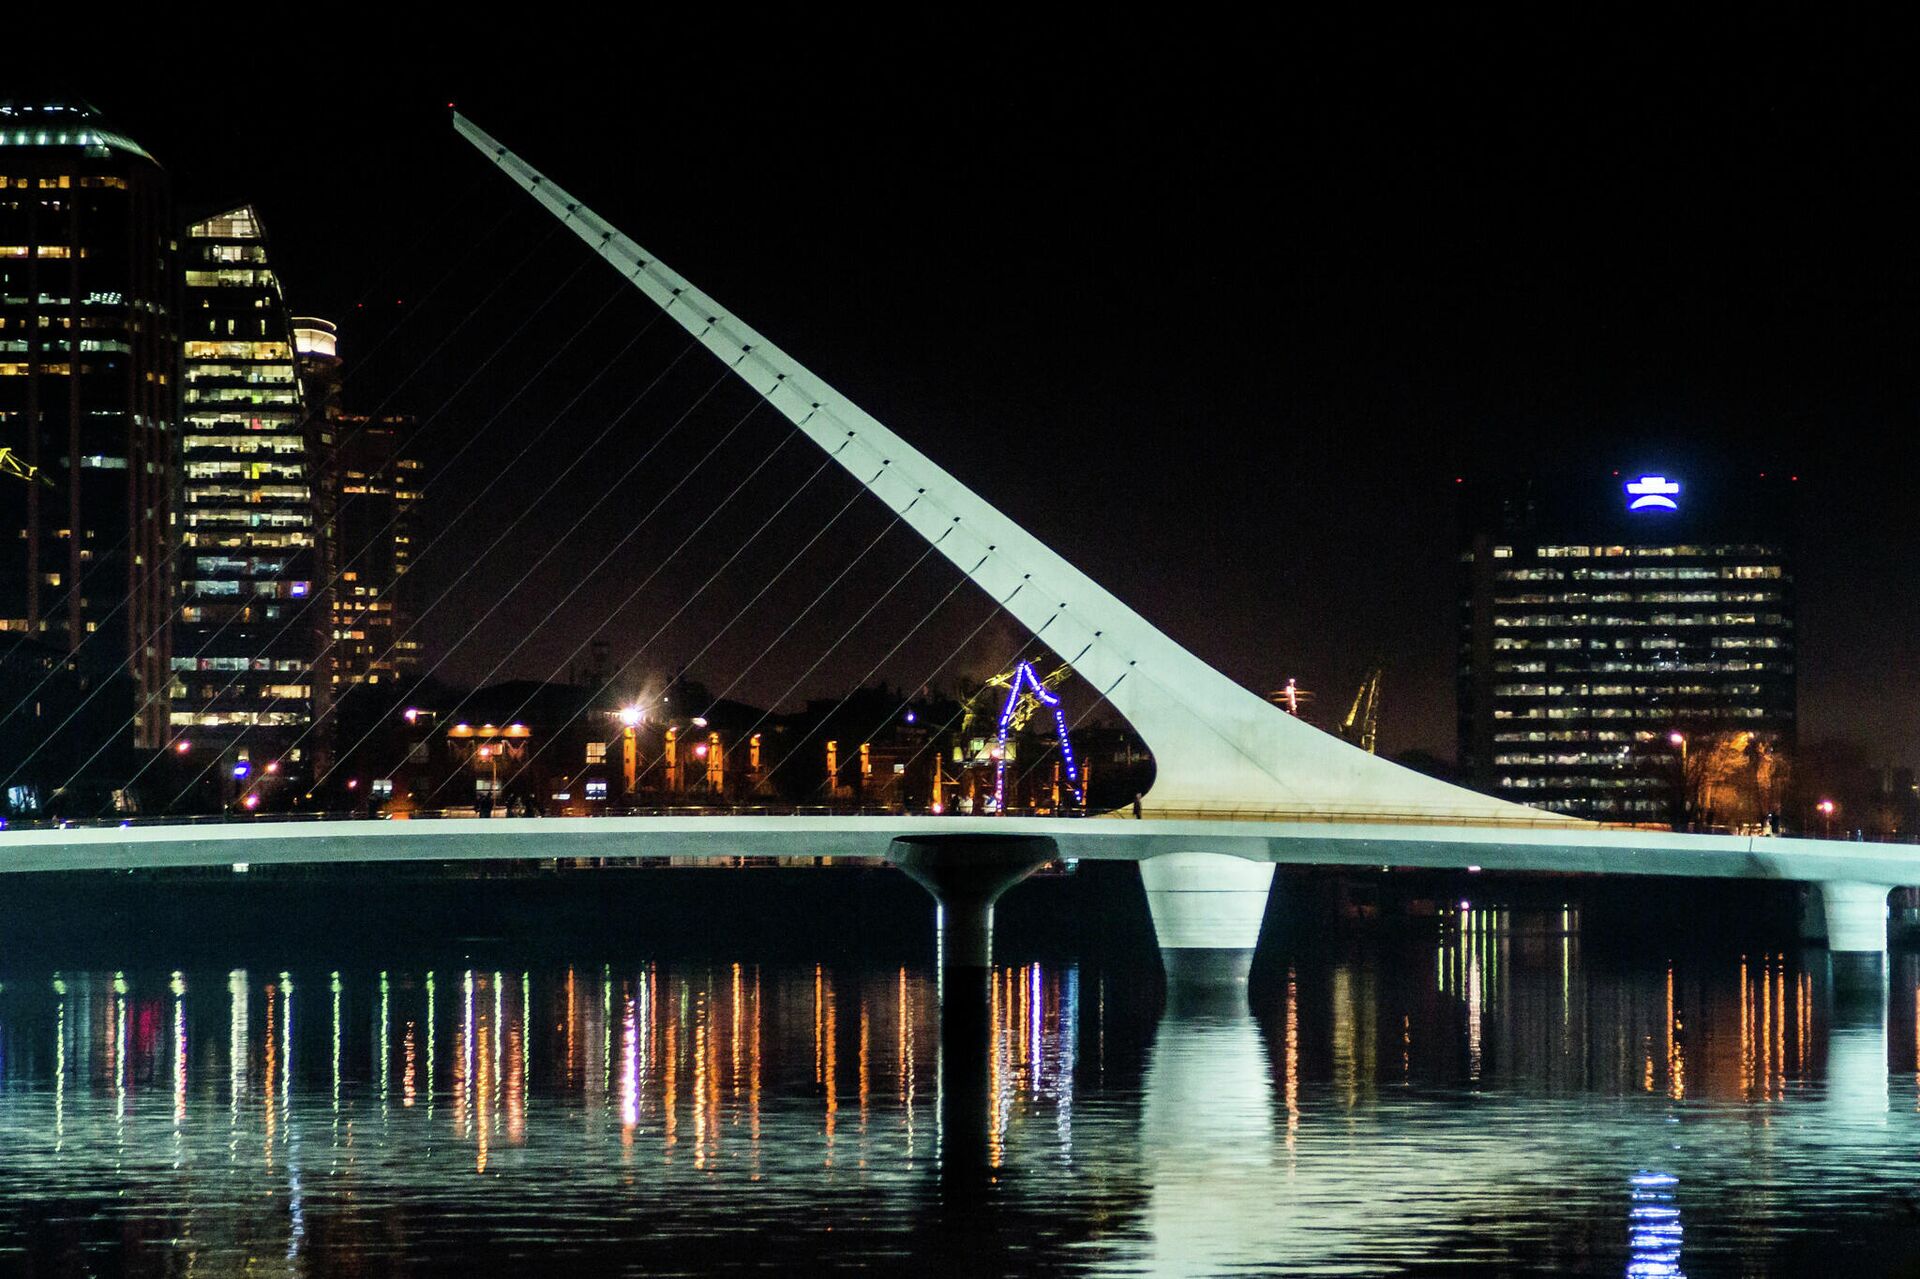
1625 475 1680 511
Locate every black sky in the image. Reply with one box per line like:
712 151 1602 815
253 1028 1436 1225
21 16 1920 761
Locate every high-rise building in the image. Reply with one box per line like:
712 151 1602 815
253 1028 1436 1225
171 205 322 776
291 316 422 690
1458 469 1796 825
0 100 176 769
327 411 422 686
291 315 340 768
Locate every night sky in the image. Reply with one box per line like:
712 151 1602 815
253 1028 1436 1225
25 18 1919 761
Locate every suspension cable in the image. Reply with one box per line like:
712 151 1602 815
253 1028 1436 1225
883 615 1063 795
418 442 843 807
162 278 663 808
0 200 528 746
314 355 759 803
107 253 608 808
834 586 1032 782
761 551 990 792
640 516 944 798
478 398 820 801
316 368 762 797
626 487 907 794
7 220 574 807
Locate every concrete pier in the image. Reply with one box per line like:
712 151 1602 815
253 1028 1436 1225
1815 880 1894 997
888 834 1055 1176
1139 852 1276 988
887 834 1056 978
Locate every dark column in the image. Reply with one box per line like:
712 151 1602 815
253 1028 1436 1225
888 834 1055 1177
888 835 1057 979
1815 881 1893 999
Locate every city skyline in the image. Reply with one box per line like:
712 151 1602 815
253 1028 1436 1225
9 26 1920 1276
10 23 1917 770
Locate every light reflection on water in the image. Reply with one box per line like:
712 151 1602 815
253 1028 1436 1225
4 918 1920 1274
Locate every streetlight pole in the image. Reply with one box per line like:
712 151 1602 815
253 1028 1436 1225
1668 731 1688 831
618 705 643 800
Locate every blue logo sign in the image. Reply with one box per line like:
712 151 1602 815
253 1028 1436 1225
1625 475 1680 511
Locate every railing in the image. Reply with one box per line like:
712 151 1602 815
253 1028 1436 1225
0 804 913 833
3 804 1913 843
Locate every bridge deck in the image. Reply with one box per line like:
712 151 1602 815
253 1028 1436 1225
3 816 1916 886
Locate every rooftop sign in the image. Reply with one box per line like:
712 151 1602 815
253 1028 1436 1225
1625 475 1681 511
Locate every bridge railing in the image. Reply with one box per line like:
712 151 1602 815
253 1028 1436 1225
1132 804 1617 829
0 804 914 833
3 803 1912 843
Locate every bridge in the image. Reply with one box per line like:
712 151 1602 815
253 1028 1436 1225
3 811 1908 986
3 113 1912 996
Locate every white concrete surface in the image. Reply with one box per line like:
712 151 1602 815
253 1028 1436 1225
1819 880 1896 954
452 113 1555 825
5 814 1917 886
1139 852 1276 952
8 817 1913 964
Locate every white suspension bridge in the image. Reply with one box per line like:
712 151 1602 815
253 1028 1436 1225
2 113 1912 994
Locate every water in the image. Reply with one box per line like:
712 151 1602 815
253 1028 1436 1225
4 909 1920 1275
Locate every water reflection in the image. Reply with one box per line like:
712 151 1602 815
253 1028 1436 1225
1139 986 1275 1275
1628 1171 1685 1278
2 916 1920 1274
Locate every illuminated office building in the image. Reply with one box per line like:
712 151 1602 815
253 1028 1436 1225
171 205 321 771
291 316 423 689
326 410 422 685
1458 470 1796 823
0 100 176 766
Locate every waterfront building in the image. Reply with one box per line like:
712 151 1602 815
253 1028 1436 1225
0 631 98 808
171 205 322 780
291 316 341 768
1458 469 1796 824
327 410 422 688
0 100 176 773
292 316 422 691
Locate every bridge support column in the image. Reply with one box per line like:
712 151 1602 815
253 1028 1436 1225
888 834 1054 1177
1812 881 1894 997
1140 852 1275 989
887 835 1055 979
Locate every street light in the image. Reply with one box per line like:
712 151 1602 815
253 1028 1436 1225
1668 731 1688 830
618 705 642 797
1818 798 1836 838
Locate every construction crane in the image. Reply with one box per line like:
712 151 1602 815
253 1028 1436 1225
1339 666 1383 754
961 658 1075 736
0 447 52 487
1266 678 1313 716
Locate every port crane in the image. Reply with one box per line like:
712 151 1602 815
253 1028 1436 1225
1267 669 1382 754
0 447 52 487
961 658 1075 737
1339 666 1383 755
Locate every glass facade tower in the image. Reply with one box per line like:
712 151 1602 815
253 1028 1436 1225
326 409 422 687
0 100 176 769
292 317 423 692
171 205 322 775
1458 470 1796 825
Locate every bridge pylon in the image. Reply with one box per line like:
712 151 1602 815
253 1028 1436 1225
449 111 1568 826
